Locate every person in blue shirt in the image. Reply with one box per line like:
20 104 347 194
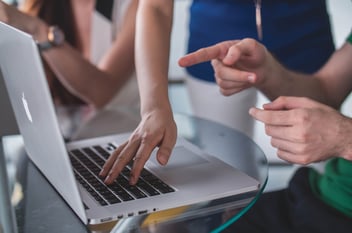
186 0 335 138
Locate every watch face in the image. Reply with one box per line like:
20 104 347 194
48 26 65 46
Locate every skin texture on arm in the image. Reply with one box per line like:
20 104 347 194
99 0 177 185
0 0 137 108
179 38 352 164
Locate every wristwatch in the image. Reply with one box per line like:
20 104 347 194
37 25 65 51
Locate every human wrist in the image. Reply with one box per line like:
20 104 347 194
140 99 173 118
337 115 352 161
140 92 171 114
141 103 172 117
256 50 282 98
35 23 65 51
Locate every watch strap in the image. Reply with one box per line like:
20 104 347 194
37 41 54 51
36 25 64 52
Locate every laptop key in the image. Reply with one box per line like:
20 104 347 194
136 179 160 196
92 146 111 159
108 183 134 201
124 185 147 199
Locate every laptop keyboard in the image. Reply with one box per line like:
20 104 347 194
69 144 175 206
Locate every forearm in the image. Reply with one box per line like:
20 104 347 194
257 49 329 104
42 43 133 108
43 1 136 109
135 1 174 116
2 2 134 108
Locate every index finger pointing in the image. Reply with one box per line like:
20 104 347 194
178 40 238 67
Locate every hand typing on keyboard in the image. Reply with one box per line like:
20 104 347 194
99 109 177 185
70 146 175 206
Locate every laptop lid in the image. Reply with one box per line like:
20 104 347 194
0 22 87 224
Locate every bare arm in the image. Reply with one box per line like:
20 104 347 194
257 40 352 109
99 0 177 185
135 0 173 115
43 1 138 108
311 42 352 108
0 1 137 108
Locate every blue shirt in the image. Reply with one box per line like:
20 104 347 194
187 0 335 82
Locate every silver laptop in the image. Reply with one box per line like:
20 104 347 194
0 22 259 225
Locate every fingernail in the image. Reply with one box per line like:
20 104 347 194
263 103 270 108
99 169 105 176
104 175 110 184
248 74 255 83
158 154 168 165
129 175 136 185
249 108 255 115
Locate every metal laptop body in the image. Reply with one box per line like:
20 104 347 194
0 22 259 225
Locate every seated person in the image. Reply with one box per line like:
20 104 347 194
0 0 139 136
178 32 352 232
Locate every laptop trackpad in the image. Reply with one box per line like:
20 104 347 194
148 146 209 170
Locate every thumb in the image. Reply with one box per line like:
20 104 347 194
222 38 259 65
156 133 176 166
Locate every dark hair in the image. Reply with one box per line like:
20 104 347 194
22 0 84 105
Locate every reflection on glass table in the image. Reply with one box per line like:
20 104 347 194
1 110 268 233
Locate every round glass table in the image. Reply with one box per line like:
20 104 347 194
1 110 268 233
